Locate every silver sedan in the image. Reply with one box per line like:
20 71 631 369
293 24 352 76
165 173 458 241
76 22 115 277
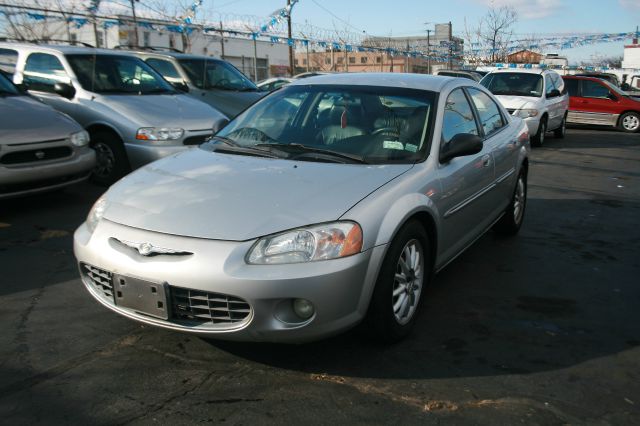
74 73 530 343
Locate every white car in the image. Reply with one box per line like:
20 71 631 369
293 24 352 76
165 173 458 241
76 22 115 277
481 69 569 146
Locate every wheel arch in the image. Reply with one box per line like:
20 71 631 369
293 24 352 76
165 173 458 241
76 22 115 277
617 110 640 127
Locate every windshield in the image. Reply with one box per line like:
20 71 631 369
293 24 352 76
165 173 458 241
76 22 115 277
178 58 257 91
0 72 20 95
207 85 435 164
66 54 175 94
481 73 543 97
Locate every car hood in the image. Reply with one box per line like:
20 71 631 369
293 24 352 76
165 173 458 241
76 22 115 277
198 90 265 118
0 95 82 144
493 95 541 110
96 93 224 129
103 149 412 240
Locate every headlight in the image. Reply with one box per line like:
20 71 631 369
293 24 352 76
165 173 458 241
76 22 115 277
69 130 90 147
136 127 184 141
86 195 107 233
514 109 539 118
246 222 363 265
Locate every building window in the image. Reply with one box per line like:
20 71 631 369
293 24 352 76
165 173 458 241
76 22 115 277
376 57 382 63
143 32 150 47
96 31 104 48
295 59 299 65
325 57 331 64
337 57 344 64
70 33 77 43
360 56 368 64
169 34 175 49
349 56 355 64
302 59 307 65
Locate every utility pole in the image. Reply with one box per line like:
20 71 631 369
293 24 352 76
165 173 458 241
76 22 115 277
306 41 310 72
287 0 294 76
219 21 225 58
425 28 432 74
253 36 258 81
130 0 138 47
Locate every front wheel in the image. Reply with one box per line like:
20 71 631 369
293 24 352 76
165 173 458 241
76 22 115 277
531 118 547 147
365 220 431 342
90 131 130 185
494 169 527 236
619 112 640 133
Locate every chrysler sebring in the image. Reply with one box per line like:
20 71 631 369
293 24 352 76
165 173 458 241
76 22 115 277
74 73 530 343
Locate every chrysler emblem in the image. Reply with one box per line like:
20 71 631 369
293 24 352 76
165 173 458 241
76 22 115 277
35 150 46 159
112 238 193 257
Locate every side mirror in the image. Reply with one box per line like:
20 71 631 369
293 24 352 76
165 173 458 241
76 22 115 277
607 92 618 101
547 89 560 98
172 81 189 92
212 117 230 134
53 82 75 99
439 133 483 164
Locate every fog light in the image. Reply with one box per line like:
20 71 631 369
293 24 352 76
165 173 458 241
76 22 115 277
292 298 315 319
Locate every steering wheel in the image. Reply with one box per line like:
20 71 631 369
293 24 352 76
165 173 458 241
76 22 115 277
372 127 400 138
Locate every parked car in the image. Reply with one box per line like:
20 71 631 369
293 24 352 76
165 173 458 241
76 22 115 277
562 75 640 133
0 43 227 184
481 68 569 146
132 50 264 118
74 73 530 343
0 72 95 198
293 71 330 79
621 74 640 99
257 77 293 92
434 69 482 82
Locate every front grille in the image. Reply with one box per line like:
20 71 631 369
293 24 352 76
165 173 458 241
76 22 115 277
1 146 73 165
81 263 114 299
171 287 251 325
183 135 211 146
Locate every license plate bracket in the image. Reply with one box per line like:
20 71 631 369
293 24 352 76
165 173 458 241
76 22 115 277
112 274 169 320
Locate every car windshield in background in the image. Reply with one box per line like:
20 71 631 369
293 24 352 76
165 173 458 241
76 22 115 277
481 73 543 97
206 85 435 165
66 54 175 94
178 58 257 91
0 72 20 95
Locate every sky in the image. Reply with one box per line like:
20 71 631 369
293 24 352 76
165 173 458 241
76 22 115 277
204 0 640 63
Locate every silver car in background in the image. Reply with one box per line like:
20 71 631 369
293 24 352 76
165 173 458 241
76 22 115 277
132 50 264 118
74 73 530 343
1 72 95 199
1 43 227 184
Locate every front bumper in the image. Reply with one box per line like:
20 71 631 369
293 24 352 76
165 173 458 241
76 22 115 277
74 219 386 343
0 147 95 199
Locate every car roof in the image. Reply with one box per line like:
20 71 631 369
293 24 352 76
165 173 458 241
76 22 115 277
488 68 548 75
0 42 141 57
288 72 454 91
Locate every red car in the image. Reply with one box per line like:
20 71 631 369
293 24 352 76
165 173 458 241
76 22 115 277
562 75 640 133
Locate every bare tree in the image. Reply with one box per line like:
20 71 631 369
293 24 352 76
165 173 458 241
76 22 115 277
481 5 518 63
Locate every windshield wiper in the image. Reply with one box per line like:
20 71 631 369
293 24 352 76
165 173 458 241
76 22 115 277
207 136 283 159
256 143 368 164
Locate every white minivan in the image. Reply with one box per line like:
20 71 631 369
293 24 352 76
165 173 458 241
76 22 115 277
481 69 569 146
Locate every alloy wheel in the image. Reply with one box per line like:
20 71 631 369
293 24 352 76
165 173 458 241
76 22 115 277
513 174 526 225
392 239 424 325
93 142 116 179
622 115 640 132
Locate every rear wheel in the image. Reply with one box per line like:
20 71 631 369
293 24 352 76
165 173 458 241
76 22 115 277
494 169 527 236
618 112 640 133
366 220 431 342
531 117 547 147
90 131 129 185
554 114 567 138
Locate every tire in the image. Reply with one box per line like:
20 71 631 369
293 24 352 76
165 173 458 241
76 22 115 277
554 114 567 138
494 168 527 236
365 220 431 343
531 117 547 147
618 112 640 133
89 131 130 185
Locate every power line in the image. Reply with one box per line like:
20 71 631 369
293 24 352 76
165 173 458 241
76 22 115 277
309 0 364 34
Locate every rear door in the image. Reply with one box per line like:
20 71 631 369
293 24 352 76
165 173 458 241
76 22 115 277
573 79 620 126
436 88 496 264
544 73 563 129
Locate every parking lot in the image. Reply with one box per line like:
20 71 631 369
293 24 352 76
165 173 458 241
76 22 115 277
0 128 639 424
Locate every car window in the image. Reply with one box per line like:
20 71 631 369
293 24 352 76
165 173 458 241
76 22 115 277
481 72 543 97
66 54 174 94
563 78 579 96
0 72 20 95
467 88 505 137
213 85 435 164
145 58 182 82
0 48 18 74
550 73 565 94
441 88 479 145
23 52 71 93
545 74 556 96
582 80 610 98
178 58 257 91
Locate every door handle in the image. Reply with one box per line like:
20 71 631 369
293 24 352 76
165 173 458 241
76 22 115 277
482 154 491 167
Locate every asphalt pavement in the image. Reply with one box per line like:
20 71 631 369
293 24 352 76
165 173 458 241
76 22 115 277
1 128 639 425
